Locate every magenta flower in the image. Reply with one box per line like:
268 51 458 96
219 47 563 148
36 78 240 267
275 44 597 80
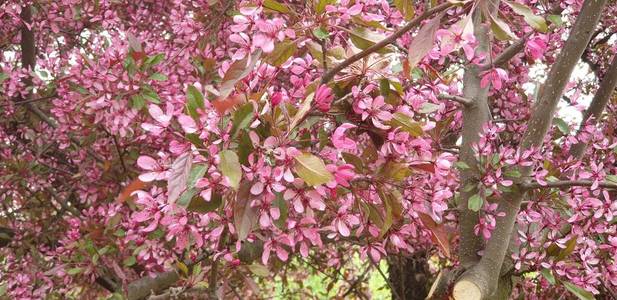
332 123 357 151
137 155 167 182
332 202 360 237
353 93 392 129
315 84 334 112
480 68 508 89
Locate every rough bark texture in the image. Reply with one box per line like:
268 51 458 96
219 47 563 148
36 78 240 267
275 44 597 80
454 1 608 299
457 4 495 268
388 253 430 300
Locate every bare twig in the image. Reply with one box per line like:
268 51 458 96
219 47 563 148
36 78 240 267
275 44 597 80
522 180 617 190
369 258 402 300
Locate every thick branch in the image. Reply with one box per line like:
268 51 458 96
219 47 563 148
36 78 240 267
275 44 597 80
127 271 180 300
454 1 608 299
320 2 454 84
457 2 498 268
570 53 617 158
126 252 210 300
522 180 617 190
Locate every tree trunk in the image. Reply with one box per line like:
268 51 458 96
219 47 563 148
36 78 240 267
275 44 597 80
388 253 430 300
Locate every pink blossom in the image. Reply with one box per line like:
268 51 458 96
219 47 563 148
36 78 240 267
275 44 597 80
480 68 508 89
315 84 334 112
332 123 357 151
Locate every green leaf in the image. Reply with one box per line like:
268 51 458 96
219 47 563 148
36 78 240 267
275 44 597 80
504 1 548 33
148 73 168 81
454 161 470 170
554 117 570 134
293 153 334 186
540 268 555 285
177 262 189 276
563 281 595 300
379 161 412 182
248 263 270 277
263 0 290 13
273 192 288 229
606 175 617 184
144 53 165 68
313 27 329 40
504 169 522 178
67 267 84 275
289 92 314 132
468 194 483 212
547 14 563 27
341 152 365 173
237 131 254 165
130 94 146 110
419 102 440 114
187 193 223 213
0 73 9 84
141 85 161 103
315 0 336 14
123 256 137 267
389 112 423 137
263 40 297 67
349 27 391 53
556 236 577 261
393 0 415 20
489 14 517 40
187 164 207 188
230 103 254 138
219 150 242 190
186 85 205 119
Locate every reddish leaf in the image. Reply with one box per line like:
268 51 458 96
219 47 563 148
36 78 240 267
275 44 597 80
409 162 435 173
116 178 148 203
418 212 451 258
212 94 245 115
234 181 259 241
407 11 445 70
219 50 261 99
167 152 193 204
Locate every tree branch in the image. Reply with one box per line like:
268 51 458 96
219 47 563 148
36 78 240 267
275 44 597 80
438 94 475 107
454 1 608 299
522 180 617 190
320 2 454 84
125 252 210 300
457 2 498 268
481 32 532 70
570 53 617 159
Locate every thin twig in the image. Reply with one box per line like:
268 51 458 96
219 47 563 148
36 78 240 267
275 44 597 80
112 134 128 173
341 265 371 299
2 93 58 107
522 180 617 190
320 2 454 84
369 258 402 300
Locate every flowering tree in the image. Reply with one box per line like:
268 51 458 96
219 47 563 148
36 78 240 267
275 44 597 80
2 0 617 299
